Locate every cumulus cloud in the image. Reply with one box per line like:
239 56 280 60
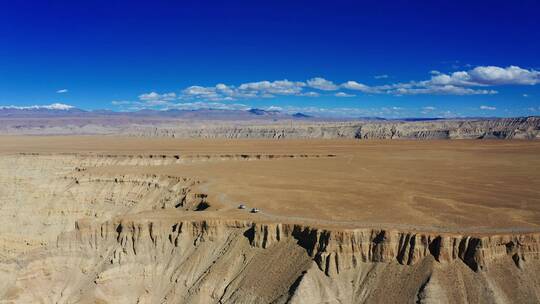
0 103 74 110
468 66 539 85
306 77 338 90
138 92 177 101
238 80 306 95
180 80 306 101
113 65 540 111
419 66 539 87
335 92 355 97
135 92 179 106
427 71 478 86
172 66 539 101
341 80 494 96
392 85 497 96
341 81 378 93
56 89 68 93
480 105 497 110
339 65 538 96
182 86 225 100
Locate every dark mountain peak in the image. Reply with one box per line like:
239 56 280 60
292 112 311 118
248 108 280 116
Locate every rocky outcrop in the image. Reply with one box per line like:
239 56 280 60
121 116 540 139
1 115 539 139
247 223 540 274
10 219 529 303
3 212 540 303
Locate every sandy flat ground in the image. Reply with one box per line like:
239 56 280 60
2 136 540 233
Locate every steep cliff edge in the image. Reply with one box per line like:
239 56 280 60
247 223 540 273
1 116 539 139
2 218 539 303
124 116 540 139
1 149 540 303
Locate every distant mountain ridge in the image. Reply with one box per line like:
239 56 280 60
0 105 319 120
1 104 539 132
0 104 445 121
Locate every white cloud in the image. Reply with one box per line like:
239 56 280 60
480 105 496 110
138 92 176 101
335 92 355 97
180 80 306 101
300 91 320 97
341 72 503 96
134 92 179 107
0 103 74 110
427 71 477 86
117 65 540 108
339 65 538 97
468 66 540 85
306 77 338 91
392 85 497 96
374 74 389 79
182 86 222 100
523 93 529 98
409 66 540 89
238 80 305 95
56 89 68 93
341 81 378 93
417 66 537 87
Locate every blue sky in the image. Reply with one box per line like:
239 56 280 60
1 0 539 118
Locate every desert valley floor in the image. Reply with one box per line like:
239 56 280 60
1 136 540 303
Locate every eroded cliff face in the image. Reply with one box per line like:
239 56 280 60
3 218 539 303
1 116 539 139
248 223 540 272
123 117 540 139
1 154 540 303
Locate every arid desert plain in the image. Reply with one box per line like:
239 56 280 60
1 136 540 303
3 0 540 302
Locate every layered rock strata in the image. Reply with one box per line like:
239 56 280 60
1 116 539 139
